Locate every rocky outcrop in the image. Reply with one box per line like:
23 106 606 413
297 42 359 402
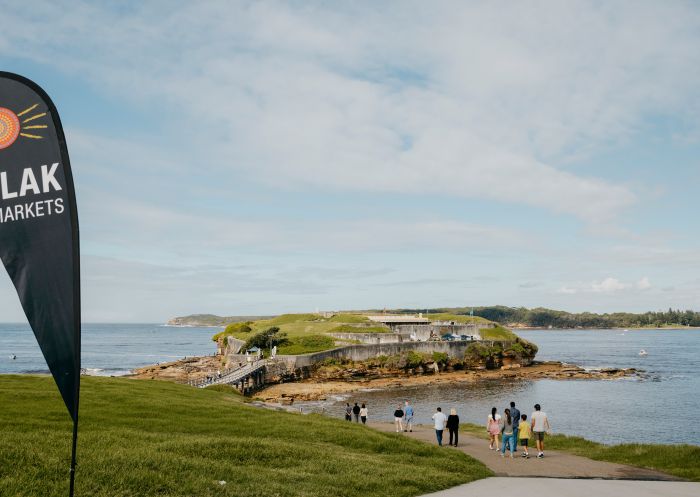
131 356 224 382
463 339 538 369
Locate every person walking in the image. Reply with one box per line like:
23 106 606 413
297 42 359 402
345 403 352 422
518 414 532 458
446 408 460 447
432 407 448 446
403 400 415 432
352 402 361 422
500 408 515 458
487 407 501 450
510 401 521 451
531 403 551 458
394 404 404 432
360 403 368 424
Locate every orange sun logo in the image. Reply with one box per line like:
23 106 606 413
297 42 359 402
0 104 47 150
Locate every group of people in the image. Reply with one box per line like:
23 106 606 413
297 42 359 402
394 401 459 447
345 402 369 424
343 399 551 460
487 402 551 458
392 401 416 432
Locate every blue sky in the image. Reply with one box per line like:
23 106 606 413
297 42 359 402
1 1 699 322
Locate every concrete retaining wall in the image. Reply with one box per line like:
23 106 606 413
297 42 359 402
223 337 246 354
273 340 481 369
329 332 404 344
330 324 486 344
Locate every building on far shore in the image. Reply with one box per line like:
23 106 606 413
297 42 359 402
366 314 431 328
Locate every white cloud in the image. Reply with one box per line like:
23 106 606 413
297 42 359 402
1 2 699 319
591 277 628 293
557 276 653 295
637 277 652 290
8 1 700 225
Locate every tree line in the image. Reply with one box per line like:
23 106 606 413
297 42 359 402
400 306 700 328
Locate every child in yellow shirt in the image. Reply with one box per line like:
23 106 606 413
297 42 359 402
518 414 532 458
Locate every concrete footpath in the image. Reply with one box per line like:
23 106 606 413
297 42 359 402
371 423 680 480
421 477 700 497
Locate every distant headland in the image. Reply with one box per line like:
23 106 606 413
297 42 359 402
166 313 274 327
168 306 700 329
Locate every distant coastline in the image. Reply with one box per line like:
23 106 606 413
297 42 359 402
510 325 700 330
168 305 700 330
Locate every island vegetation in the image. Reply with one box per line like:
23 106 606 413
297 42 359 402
210 312 520 356
0 375 491 497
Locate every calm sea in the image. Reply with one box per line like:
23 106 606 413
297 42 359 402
296 328 700 446
2 325 698 445
0 323 217 376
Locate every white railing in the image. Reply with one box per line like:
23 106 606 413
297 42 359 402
189 359 267 389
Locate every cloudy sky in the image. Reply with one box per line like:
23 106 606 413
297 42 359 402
1 1 699 322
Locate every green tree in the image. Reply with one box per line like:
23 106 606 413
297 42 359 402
244 327 289 351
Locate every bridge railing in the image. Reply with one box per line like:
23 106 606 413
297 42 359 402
188 359 267 389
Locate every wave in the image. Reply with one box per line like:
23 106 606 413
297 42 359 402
81 368 132 377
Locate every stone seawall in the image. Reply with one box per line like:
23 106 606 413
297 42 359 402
272 340 488 369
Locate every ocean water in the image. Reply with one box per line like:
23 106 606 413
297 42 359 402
0 323 218 376
296 329 700 446
2 324 698 445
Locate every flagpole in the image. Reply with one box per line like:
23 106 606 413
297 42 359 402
69 415 78 497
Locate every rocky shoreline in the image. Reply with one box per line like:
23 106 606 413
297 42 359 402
257 361 641 403
130 355 641 402
130 355 223 382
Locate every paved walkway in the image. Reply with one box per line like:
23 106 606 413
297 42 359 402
371 423 680 480
420 477 700 497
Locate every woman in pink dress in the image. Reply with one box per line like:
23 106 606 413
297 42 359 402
487 407 501 450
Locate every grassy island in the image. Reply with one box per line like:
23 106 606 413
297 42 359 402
0 376 491 497
212 312 522 356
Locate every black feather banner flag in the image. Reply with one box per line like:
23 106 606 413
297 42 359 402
0 71 81 495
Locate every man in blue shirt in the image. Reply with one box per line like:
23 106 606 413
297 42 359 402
510 401 521 450
404 400 415 432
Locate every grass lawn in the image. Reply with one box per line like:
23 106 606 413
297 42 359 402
424 313 491 326
478 325 519 341
0 376 492 497
459 423 700 481
219 314 394 354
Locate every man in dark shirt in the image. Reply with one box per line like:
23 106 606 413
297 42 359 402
352 402 361 422
510 401 521 451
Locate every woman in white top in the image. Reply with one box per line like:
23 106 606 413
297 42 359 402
359 403 368 424
487 406 502 450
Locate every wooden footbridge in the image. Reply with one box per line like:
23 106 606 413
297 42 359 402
188 359 268 393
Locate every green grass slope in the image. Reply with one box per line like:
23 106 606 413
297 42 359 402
217 314 393 354
0 376 491 497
